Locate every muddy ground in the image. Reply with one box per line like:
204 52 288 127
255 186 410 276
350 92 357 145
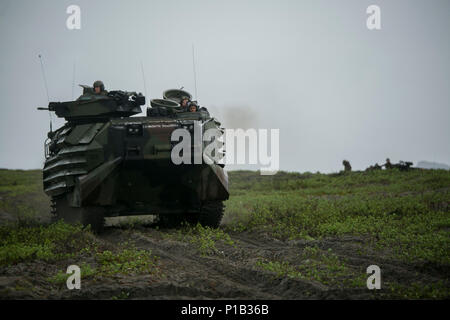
1 217 447 300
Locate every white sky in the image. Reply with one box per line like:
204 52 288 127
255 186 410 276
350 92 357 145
0 0 449 172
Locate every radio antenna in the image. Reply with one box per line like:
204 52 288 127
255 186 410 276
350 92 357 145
71 60 76 100
140 60 149 107
192 44 198 100
38 54 53 132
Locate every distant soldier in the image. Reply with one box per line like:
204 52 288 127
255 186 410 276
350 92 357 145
342 160 352 172
93 80 107 95
366 163 378 171
383 158 393 169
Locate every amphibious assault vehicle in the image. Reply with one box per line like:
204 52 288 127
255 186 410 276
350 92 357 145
39 86 229 232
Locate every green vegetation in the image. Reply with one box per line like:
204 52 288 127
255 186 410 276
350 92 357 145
167 223 236 256
0 169 50 223
227 169 450 196
0 219 160 284
0 220 95 266
386 281 449 299
111 291 131 300
48 244 160 285
95 246 160 276
224 169 450 298
225 169 450 265
48 263 97 285
256 246 366 287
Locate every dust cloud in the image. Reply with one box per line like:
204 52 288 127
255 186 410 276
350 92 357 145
207 105 259 129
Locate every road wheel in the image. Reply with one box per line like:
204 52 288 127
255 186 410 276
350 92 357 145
198 201 224 228
51 197 105 233
81 207 105 234
51 197 82 224
158 214 186 228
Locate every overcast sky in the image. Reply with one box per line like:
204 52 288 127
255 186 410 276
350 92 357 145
0 0 449 173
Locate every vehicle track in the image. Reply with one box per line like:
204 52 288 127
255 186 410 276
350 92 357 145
1 224 447 299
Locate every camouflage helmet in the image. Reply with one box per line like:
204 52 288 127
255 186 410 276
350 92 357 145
188 101 198 111
93 80 105 92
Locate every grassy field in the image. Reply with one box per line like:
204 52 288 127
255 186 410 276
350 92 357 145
0 169 50 224
0 168 449 299
224 169 450 265
223 169 450 298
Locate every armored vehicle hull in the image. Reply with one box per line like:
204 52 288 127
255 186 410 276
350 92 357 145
42 89 228 232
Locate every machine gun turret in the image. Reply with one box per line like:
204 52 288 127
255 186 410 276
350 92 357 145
395 161 413 171
37 87 145 123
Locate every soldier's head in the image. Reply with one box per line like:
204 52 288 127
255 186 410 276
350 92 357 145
386 158 390 163
93 80 105 94
181 96 190 107
189 102 198 112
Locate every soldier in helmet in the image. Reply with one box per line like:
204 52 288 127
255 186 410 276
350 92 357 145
383 158 393 169
93 80 107 95
180 96 190 111
342 160 352 172
188 101 198 112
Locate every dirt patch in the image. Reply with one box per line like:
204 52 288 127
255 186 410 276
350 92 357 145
1 223 447 300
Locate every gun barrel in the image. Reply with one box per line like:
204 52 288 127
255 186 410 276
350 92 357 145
37 107 49 110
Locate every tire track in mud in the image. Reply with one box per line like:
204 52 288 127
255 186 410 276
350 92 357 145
124 230 291 299
2 225 445 299
314 237 450 286
93 227 348 299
